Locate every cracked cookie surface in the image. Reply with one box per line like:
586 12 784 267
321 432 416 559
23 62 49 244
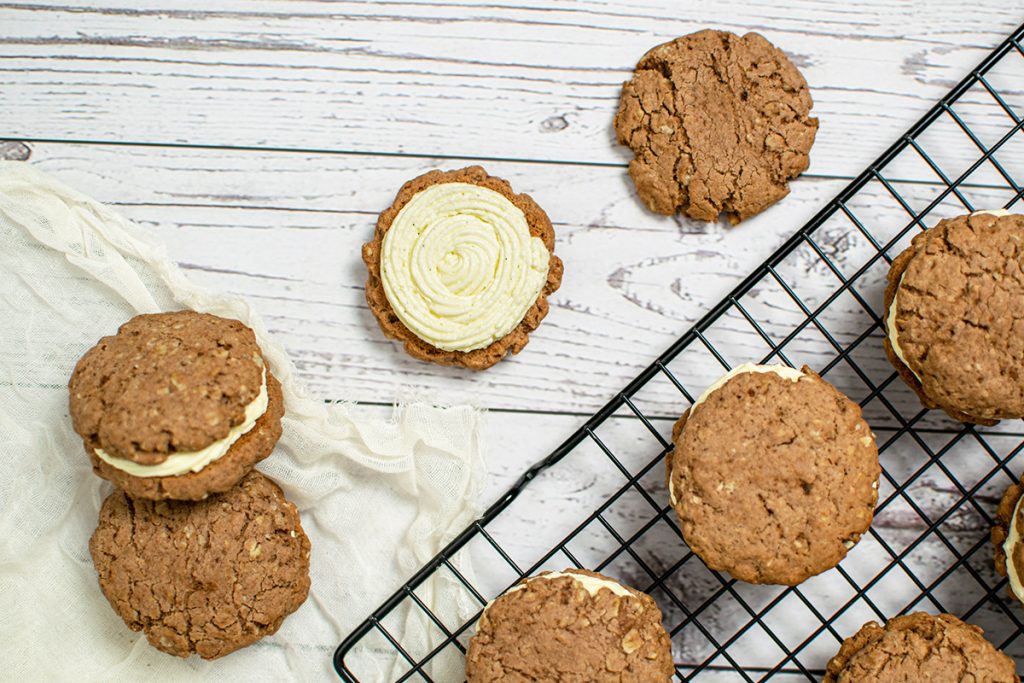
466 569 673 682
70 311 267 464
824 612 1018 682
668 368 879 585
70 310 284 500
86 369 284 501
362 166 563 370
883 212 1024 424
89 471 311 660
614 30 818 223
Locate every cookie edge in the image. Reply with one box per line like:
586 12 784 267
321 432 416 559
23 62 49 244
667 366 879 585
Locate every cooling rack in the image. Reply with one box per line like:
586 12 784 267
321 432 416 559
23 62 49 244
336 21 1024 681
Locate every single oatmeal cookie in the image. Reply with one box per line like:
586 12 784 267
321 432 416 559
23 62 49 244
89 471 311 660
614 30 818 223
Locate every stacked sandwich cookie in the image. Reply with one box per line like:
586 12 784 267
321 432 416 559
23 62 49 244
466 569 674 682
883 210 1024 424
69 311 310 659
667 363 880 586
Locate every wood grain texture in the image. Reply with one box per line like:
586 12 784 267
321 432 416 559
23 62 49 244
2 1 1024 180
6 3 1024 672
21 142 1024 422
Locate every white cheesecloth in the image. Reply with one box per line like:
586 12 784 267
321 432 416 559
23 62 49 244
0 161 484 682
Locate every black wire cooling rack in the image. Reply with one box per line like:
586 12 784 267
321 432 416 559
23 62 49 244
336 22 1024 682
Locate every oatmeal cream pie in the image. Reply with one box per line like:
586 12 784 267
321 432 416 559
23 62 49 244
824 612 1018 682
614 30 818 223
89 471 311 660
363 166 563 370
884 210 1024 424
69 311 284 500
465 569 674 682
668 364 880 585
992 472 1024 608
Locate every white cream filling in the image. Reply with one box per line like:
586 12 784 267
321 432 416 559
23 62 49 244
1004 495 1024 602
886 209 1012 381
691 363 804 410
380 182 550 352
885 272 917 380
95 369 269 478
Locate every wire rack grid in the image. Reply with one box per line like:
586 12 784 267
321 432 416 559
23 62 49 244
336 22 1024 682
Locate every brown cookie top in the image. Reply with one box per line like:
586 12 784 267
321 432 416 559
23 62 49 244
465 569 674 682
362 166 563 370
69 311 266 465
86 369 285 501
668 366 879 585
614 30 818 224
992 475 1024 604
883 212 1024 424
824 612 1018 683
89 470 311 660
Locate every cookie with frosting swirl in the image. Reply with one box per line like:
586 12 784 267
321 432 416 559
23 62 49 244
363 166 563 369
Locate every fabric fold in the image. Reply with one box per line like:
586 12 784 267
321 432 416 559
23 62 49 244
0 161 484 682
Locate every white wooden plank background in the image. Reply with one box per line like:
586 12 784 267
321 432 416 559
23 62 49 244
5 1 1024 676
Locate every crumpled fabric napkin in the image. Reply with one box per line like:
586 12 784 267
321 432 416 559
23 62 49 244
0 161 483 682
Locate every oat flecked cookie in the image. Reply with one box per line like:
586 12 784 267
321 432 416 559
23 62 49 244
824 612 1018 682
69 311 284 500
465 569 674 682
668 364 880 585
884 210 1024 424
614 30 818 223
89 471 311 660
992 473 1024 607
363 166 563 370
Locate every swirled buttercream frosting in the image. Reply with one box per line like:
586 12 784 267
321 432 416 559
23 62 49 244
380 182 550 352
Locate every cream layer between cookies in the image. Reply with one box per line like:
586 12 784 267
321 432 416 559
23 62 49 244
1004 495 1024 602
885 209 1012 380
669 363 805 506
380 182 549 352
94 368 268 478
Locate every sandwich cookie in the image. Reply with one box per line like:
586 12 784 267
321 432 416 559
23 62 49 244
89 471 311 659
992 473 1024 607
69 311 284 500
667 363 880 585
363 166 563 370
465 569 674 682
614 30 818 223
824 612 1018 682
884 210 1024 424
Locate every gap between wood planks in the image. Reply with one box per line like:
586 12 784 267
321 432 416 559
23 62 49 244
3 136 1021 192
7 138 1023 419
